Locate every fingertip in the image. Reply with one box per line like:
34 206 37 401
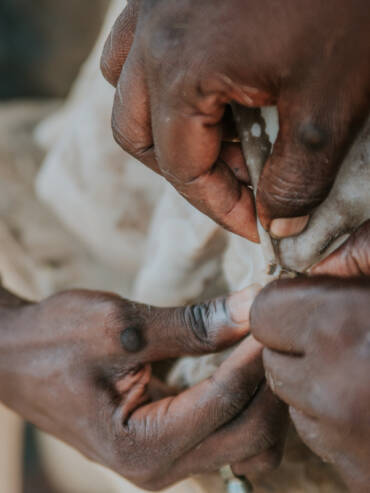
224 186 259 242
227 284 263 329
270 216 310 239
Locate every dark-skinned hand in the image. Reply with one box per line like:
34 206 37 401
251 220 370 492
101 0 370 240
0 285 287 491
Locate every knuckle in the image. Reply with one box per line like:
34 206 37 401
262 173 327 215
182 303 218 353
100 296 126 321
131 462 169 491
260 150 335 217
97 297 145 348
111 120 142 157
257 446 283 473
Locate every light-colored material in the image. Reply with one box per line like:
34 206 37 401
0 0 368 491
0 405 23 493
220 465 253 493
35 0 163 285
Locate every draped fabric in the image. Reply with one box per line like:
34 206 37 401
0 0 368 491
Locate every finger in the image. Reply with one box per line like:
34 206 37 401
150 94 258 241
262 349 315 414
147 377 178 402
232 442 285 480
257 77 370 236
162 383 288 483
252 276 370 358
119 284 262 363
101 1 140 86
250 278 319 354
289 407 332 464
220 142 251 184
111 46 159 173
122 338 265 473
311 220 370 277
278 117 370 272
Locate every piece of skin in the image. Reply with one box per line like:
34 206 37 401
0 285 287 491
250 221 370 492
101 0 370 239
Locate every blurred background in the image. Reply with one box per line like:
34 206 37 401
1 1 109 492
0 0 109 99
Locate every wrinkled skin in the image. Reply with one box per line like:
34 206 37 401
101 0 370 239
0 287 287 491
251 221 370 492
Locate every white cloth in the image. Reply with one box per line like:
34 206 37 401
0 0 367 491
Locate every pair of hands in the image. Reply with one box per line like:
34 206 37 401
98 1 369 488
101 0 370 240
1 222 368 491
2 1 368 490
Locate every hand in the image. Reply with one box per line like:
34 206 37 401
311 219 370 278
101 0 370 239
250 222 370 492
0 286 286 490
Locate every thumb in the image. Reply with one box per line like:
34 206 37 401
100 0 141 87
311 220 370 277
120 284 262 363
257 75 370 238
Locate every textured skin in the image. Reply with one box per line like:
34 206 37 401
0 288 288 491
280 118 370 272
251 222 370 492
101 0 370 238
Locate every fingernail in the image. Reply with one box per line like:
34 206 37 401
228 284 262 325
270 215 309 238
